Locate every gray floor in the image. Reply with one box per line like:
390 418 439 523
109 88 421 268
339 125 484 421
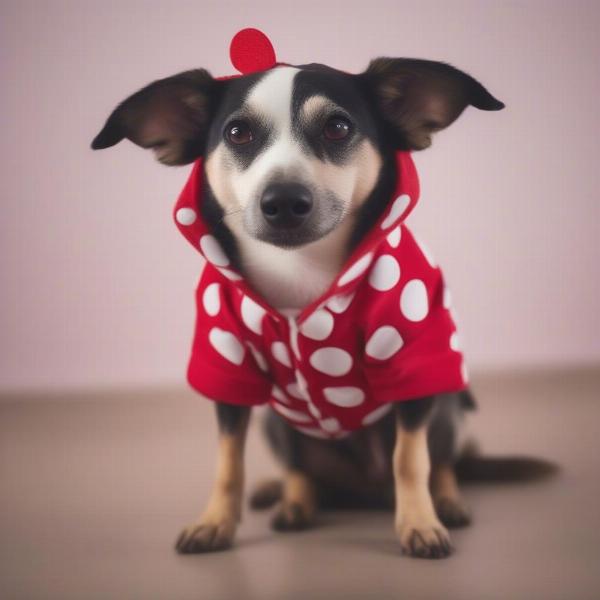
1 367 599 600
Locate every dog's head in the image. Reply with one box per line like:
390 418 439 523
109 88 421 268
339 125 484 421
92 59 503 248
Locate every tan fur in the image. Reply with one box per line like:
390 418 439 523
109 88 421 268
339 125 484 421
283 470 316 516
299 95 332 121
272 470 317 530
175 412 250 553
393 419 452 557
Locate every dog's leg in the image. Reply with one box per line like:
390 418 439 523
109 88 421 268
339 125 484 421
431 463 472 528
259 410 318 531
393 398 452 558
175 403 250 554
271 469 317 531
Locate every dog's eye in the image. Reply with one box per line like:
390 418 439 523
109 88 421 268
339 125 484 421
323 117 351 141
226 121 253 145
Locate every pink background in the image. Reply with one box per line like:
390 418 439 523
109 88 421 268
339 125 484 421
1 0 599 391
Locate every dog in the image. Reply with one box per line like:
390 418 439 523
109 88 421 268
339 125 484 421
92 48 507 559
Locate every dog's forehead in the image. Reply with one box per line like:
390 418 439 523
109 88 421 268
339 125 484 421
220 64 360 121
245 67 299 125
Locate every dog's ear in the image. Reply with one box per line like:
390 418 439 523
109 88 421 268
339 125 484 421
91 69 222 165
360 58 504 150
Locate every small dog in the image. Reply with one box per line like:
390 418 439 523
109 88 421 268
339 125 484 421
93 39 505 558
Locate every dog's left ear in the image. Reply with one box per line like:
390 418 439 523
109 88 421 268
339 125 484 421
91 69 222 165
360 58 504 150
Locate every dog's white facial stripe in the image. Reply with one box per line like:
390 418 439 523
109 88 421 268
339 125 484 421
230 67 308 208
246 67 298 135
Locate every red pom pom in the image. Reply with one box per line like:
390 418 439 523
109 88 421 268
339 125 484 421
230 28 276 75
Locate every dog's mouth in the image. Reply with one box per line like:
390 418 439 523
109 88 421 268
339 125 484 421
244 193 345 249
253 224 333 249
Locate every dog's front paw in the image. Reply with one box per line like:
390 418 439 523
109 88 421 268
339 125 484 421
397 521 452 559
175 519 236 554
271 501 315 532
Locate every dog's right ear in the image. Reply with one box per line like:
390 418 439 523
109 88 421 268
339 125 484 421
91 69 222 165
360 58 504 151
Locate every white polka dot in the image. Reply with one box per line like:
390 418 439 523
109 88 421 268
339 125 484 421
450 332 461 352
361 404 392 426
309 347 353 376
288 319 301 360
176 207 197 226
272 385 290 404
272 342 292 368
414 234 437 267
240 296 266 335
366 326 404 360
286 382 307 400
319 418 341 433
387 226 401 248
368 255 400 292
461 361 469 384
300 309 334 340
323 386 365 408
200 235 230 267
296 426 330 439
295 369 308 393
400 279 429 322
218 268 242 281
307 403 321 419
202 282 220 316
286 370 310 401
247 342 268 372
443 287 452 309
208 328 245 365
326 292 355 314
338 253 374 286
272 403 312 423
380 194 410 229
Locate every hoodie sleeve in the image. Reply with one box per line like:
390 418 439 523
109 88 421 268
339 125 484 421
186 268 272 406
362 226 468 403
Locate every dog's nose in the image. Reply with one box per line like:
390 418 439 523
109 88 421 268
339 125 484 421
260 183 313 229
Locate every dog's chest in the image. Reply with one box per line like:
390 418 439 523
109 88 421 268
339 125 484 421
235 219 354 310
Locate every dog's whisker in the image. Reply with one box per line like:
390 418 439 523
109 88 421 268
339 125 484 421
218 208 244 224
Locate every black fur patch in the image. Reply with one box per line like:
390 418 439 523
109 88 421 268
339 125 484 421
395 396 436 431
215 403 250 435
292 65 380 165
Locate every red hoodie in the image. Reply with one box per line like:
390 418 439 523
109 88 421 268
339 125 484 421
173 150 467 439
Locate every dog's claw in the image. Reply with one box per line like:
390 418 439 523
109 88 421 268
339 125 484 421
175 521 235 554
398 524 453 559
271 502 315 532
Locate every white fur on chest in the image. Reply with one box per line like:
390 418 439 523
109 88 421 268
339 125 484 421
236 217 355 310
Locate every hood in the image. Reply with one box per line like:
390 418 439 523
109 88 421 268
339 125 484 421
172 27 421 319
